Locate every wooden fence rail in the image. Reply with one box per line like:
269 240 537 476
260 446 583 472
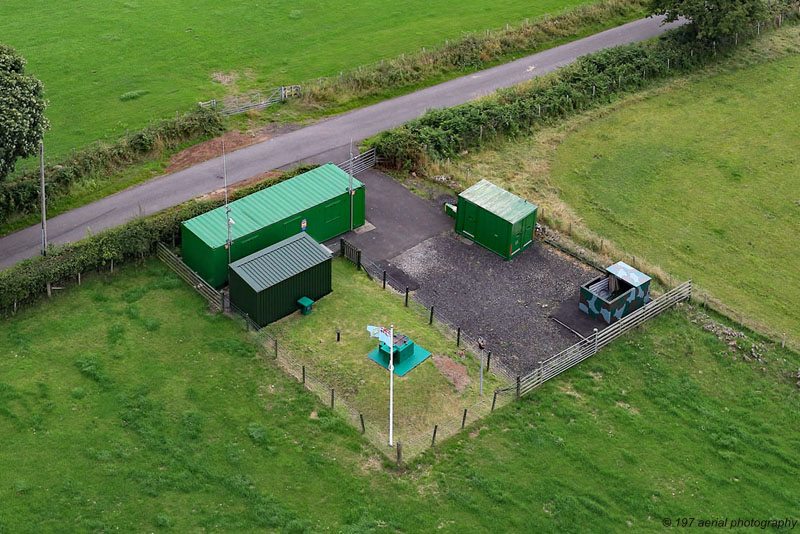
156 243 223 311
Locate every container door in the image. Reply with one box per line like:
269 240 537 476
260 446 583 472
510 222 522 257
462 202 478 237
522 214 534 247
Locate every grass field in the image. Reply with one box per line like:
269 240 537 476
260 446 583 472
4 0 595 163
432 27 800 347
1 258 798 532
548 39 800 344
264 259 503 447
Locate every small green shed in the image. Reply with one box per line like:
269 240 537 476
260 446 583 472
455 180 538 260
181 163 365 287
228 233 333 327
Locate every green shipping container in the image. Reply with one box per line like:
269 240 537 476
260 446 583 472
181 163 365 287
228 233 333 327
455 180 538 260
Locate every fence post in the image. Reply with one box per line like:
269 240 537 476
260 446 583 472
516 376 521 399
429 306 434 325
782 333 786 349
456 327 461 347
486 351 492 371
431 424 438 447
461 409 467 429
302 365 306 384
245 313 250 331
594 328 599 354
330 388 335 409
274 338 278 359
383 270 387 289
396 441 402 466
356 250 361 270
340 238 344 257
405 287 409 307
491 390 498 411
360 413 366 433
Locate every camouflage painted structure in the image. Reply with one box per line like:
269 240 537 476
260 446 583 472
579 261 651 324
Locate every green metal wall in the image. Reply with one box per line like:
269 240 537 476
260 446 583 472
182 187 364 288
454 198 537 260
229 258 332 327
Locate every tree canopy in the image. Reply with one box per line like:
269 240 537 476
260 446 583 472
0 44 49 181
650 0 768 40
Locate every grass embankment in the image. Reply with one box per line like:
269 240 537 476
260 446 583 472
430 26 800 347
265 259 503 447
1 258 798 532
6 0 606 163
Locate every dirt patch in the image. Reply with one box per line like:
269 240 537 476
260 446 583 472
558 381 583 399
361 454 382 474
469 425 488 439
431 354 470 392
615 401 639 415
165 123 302 174
309 411 319 419
211 71 238 85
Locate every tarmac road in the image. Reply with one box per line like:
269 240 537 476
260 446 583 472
0 15 684 270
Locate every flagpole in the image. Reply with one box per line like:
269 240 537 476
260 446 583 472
389 324 394 447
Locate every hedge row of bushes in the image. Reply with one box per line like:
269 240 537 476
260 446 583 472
0 107 223 223
0 165 316 315
370 6 799 170
300 0 649 106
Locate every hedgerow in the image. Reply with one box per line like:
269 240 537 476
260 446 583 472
371 3 799 170
0 107 223 223
0 165 316 315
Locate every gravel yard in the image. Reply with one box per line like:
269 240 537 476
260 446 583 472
387 234 602 375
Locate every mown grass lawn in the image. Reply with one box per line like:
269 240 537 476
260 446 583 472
264 259 504 448
5 0 594 162
1 259 798 532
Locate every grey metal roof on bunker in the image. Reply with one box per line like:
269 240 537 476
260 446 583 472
606 261 651 287
229 233 332 292
459 179 537 223
182 163 364 248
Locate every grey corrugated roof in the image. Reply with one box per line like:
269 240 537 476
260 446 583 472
459 180 537 223
229 233 331 292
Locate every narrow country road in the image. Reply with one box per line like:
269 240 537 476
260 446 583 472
0 15 683 271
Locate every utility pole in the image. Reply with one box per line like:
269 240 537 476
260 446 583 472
39 142 47 256
223 140 232 266
349 138 354 231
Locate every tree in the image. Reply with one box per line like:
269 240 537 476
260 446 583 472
649 0 768 41
0 44 49 181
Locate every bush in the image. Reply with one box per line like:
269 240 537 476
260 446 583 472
0 165 316 315
370 3 799 170
0 107 223 223
370 28 716 170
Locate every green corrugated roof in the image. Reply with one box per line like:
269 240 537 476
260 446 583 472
229 233 331 292
183 163 364 248
459 180 537 223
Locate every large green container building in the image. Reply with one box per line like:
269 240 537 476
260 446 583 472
181 163 364 287
228 233 333 327
454 180 538 260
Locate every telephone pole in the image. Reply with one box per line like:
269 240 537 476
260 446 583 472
39 142 47 256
